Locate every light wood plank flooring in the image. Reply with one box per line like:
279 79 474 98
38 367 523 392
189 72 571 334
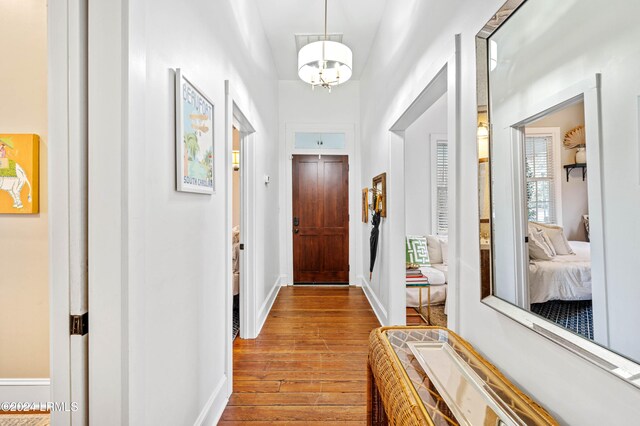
220 286 380 424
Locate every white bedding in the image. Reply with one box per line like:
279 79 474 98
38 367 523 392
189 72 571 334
529 241 591 304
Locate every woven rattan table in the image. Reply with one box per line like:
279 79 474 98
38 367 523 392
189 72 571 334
367 326 558 426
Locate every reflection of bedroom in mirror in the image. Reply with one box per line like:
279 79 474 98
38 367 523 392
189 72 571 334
521 98 591 338
232 126 241 341
477 0 640 388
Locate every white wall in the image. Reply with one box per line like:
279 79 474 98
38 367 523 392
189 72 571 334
0 0 49 379
359 0 640 423
90 1 280 424
278 80 360 125
278 80 361 283
404 93 447 236
528 101 588 241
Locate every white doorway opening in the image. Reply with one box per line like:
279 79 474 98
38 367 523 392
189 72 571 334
224 81 257 396
386 35 461 329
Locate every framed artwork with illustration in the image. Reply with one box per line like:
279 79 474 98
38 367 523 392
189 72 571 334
372 172 387 217
0 134 39 214
175 69 214 194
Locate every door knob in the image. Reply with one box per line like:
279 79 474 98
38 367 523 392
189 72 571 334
294 229 299 234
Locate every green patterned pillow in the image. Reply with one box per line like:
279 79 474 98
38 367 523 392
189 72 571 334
406 235 430 266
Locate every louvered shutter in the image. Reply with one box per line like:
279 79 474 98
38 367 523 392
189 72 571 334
435 141 448 235
524 135 556 224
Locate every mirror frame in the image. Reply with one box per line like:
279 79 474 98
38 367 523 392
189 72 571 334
476 0 640 389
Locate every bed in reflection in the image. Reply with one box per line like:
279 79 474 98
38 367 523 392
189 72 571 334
527 222 593 338
529 240 591 304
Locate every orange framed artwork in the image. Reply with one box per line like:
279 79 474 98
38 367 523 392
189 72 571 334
0 134 39 214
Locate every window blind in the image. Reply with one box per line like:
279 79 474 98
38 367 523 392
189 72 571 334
435 141 448 235
524 135 556 224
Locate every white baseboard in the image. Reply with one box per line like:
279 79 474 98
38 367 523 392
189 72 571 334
255 276 282 336
359 275 388 326
0 378 51 403
193 375 228 426
279 274 290 286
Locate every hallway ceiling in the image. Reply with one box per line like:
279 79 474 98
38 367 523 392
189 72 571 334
256 0 388 80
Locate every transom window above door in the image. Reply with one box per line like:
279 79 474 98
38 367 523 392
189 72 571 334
294 132 346 150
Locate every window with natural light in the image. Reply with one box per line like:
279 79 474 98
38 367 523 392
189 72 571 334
434 140 448 235
525 134 557 224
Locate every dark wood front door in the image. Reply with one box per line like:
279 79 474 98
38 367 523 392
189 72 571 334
293 155 349 284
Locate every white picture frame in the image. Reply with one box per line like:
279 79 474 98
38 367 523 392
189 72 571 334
175 69 214 194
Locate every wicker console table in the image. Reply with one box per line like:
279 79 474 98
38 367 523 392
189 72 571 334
367 326 558 426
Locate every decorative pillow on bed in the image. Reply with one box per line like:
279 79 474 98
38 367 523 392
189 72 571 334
426 235 443 264
540 232 556 256
530 222 574 255
528 229 554 261
406 235 430 266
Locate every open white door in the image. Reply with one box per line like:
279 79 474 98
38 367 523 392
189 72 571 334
49 1 89 424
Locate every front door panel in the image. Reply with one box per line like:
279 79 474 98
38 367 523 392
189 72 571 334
293 155 349 283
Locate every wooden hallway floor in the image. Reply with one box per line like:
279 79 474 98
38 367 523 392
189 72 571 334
220 286 380 425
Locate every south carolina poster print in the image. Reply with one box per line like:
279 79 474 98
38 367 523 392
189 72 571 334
175 69 214 194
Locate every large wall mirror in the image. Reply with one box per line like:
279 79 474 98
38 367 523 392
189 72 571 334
477 0 640 388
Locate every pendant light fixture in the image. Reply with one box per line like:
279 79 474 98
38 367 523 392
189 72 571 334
297 0 352 92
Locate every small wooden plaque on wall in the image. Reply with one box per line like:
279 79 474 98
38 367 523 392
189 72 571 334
362 188 368 223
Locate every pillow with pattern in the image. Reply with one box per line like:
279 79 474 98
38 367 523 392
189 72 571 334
406 235 430 266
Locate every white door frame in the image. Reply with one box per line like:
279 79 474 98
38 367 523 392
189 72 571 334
510 125 530 309
224 80 257 396
87 0 130 423
282 123 357 285
499 82 608 344
387 35 461 329
483 75 610 350
511 126 562 310
49 0 89 424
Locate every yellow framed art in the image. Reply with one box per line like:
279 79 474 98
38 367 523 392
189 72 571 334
372 172 387 217
0 134 39 214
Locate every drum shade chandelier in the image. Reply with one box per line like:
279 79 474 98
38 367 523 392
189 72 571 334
297 0 353 91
